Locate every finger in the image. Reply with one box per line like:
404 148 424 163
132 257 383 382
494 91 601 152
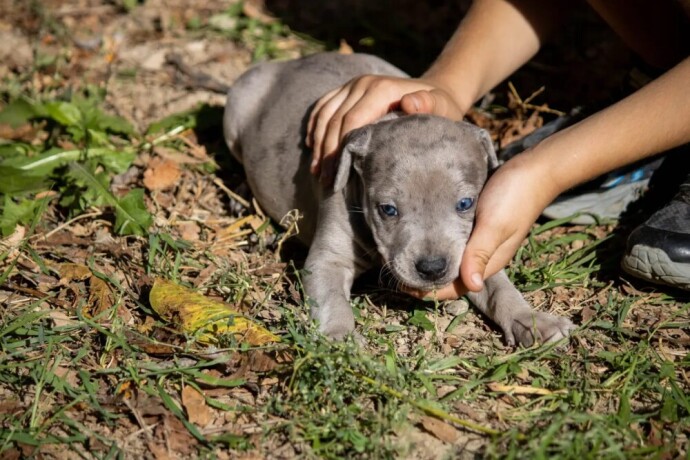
460 218 510 292
307 86 340 148
318 89 379 184
402 279 466 301
321 90 400 184
339 91 392 141
432 281 465 300
400 89 464 120
310 89 351 176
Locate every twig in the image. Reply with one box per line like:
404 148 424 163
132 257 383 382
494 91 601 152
34 210 103 240
123 399 155 442
165 53 231 94
212 177 251 209
508 81 566 116
275 209 302 257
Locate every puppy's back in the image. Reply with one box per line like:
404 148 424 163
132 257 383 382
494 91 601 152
223 53 407 243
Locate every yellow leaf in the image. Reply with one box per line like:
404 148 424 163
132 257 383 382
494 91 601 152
88 275 114 316
148 278 279 346
487 382 566 395
56 262 91 285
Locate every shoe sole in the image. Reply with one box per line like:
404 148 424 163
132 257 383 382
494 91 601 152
543 181 649 224
621 244 690 290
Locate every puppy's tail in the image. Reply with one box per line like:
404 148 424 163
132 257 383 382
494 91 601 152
223 61 282 163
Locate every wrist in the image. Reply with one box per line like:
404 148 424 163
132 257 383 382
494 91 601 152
418 72 476 116
502 147 564 213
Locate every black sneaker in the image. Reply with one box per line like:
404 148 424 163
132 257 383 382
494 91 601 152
621 174 690 291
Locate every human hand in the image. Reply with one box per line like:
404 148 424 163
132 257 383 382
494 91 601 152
307 75 465 185
405 152 560 300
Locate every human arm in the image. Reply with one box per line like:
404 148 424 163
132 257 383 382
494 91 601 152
307 0 569 183
423 56 690 299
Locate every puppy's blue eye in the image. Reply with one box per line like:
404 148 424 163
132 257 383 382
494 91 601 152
379 204 398 217
456 197 474 213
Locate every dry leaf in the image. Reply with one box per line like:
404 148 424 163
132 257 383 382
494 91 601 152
581 305 596 323
487 382 566 396
419 416 459 443
148 278 280 345
162 413 198 455
138 315 156 334
178 221 200 241
0 225 26 262
88 275 114 316
181 385 214 427
0 123 36 141
147 442 171 460
242 0 275 24
143 158 182 191
56 263 91 285
49 310 78 328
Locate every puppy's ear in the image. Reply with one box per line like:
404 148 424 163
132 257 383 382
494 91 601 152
333 125 373 191
477 129 499 171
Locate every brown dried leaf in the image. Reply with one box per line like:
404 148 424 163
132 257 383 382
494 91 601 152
2 448 21 460
0 400 22 416
181 385 214 427
487 382 565 395
137 316 156 334
0 123 37 141
156 413 198 455
1 225 25 263
49 310 78 328
143 158 182 191
419 416 459 443
147 442 171 460
89 275 114 316
178 221 200 241
242 0 276 24
581 305 597 323
56 263 91 285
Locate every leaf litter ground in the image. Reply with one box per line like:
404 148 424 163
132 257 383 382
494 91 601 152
1 1 689 459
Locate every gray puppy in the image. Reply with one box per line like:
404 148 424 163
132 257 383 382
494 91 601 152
224 52 575 346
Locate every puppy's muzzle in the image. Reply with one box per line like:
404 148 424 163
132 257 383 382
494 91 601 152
415 256 448 281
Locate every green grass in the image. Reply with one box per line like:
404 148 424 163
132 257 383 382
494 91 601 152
1 1 689 458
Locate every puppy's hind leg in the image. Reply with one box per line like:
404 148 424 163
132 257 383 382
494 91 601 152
223 61 283 162
467 271 576 347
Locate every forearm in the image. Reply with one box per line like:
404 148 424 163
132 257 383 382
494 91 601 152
423 0 570 113
528 56 690 200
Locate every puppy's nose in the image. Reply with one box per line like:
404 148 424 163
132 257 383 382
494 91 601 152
415 257 448 281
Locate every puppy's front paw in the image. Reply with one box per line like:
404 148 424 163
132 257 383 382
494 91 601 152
319 321 356 341
505 311 576 347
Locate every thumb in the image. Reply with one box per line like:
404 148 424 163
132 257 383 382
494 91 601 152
460 221 506 292
400 89 463 120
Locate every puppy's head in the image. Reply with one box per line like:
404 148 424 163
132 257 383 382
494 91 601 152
334 114 498 291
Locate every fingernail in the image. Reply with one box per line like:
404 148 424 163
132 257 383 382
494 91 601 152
411 95 420 112
471 273 483 288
